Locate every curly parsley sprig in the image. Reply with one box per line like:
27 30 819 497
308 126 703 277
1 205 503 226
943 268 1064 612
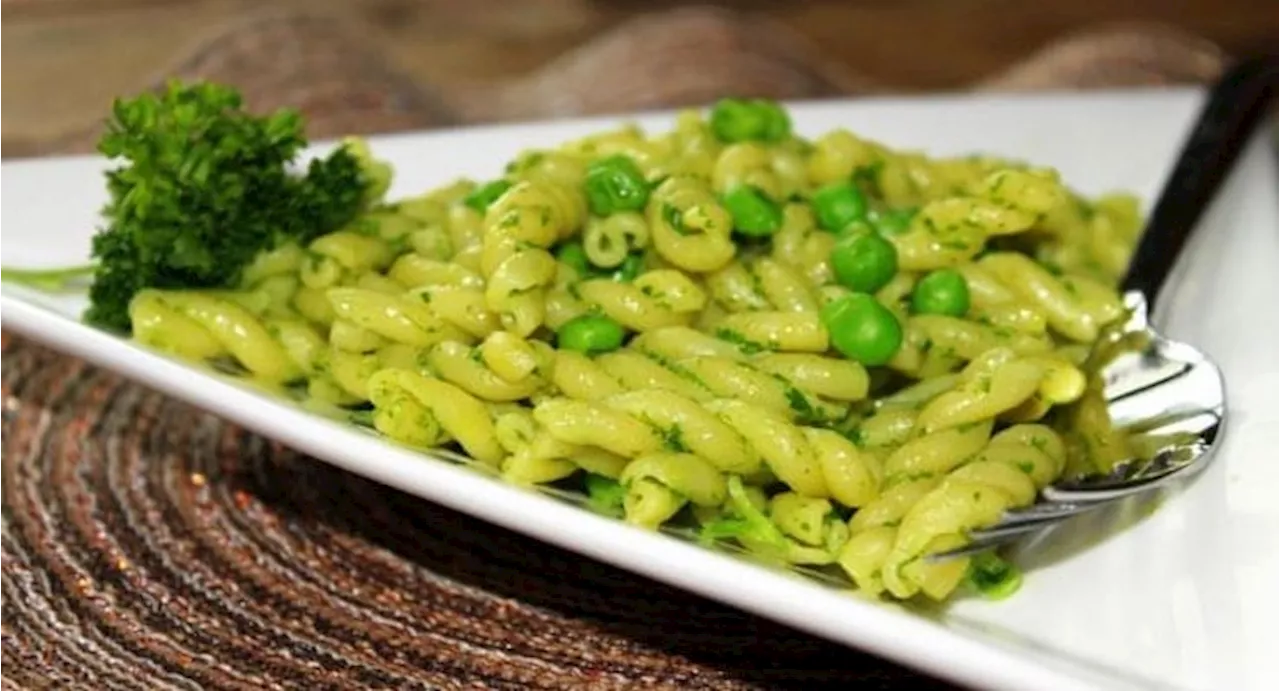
4 80 382 332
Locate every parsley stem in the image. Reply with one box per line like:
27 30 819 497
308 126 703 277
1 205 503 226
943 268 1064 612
1 264 97 292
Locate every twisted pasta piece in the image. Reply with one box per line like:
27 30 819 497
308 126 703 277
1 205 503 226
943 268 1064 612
769 204 836 286
130 287 425 408
506 149 590 191
712 311 828 353
618 452 728 528
912 349 1051 435
410 285 501 340
326 287 472 350
481 179 586 336
805 129 884 188
366 368 506 466
1038 194 1143 285
441 203 486 272
647 176 736 273
971 252 1125 343
550 327 868 423
575 269 708 332
563 124 678 180
837 349 1075 599
888 313 1054 378
711 142 807 201
397 179 474 226
424 332 555 403
705 257 820 314
805 127 1015 207
294 230 401 326
484 399 634 486
532 389 881 509
886 169 1068 271
486 404 579 485
582 212 650 268
767 491 851 565
876 424 1067 599
636 325 870 403
388 253 484 290
130 289 318 384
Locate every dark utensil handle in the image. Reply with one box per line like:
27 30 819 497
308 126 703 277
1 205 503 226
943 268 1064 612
1121 55 1278 305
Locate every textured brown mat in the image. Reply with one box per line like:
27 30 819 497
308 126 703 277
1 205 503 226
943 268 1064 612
0 8 1229 690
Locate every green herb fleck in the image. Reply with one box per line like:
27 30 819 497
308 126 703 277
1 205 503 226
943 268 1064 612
661 424 688 452
966 551 1023 599
714 328 769 355
662 202 691 236
584 474 626 518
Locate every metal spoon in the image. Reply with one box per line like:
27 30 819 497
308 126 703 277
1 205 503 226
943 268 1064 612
938 55 1278 559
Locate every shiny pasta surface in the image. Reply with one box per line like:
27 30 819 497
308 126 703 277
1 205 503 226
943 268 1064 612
129 102 1142 603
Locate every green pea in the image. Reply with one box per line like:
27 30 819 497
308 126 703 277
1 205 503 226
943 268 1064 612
709 98 791 143
722 185 783 237
812 181 868 232
462 179 513 213
871 206 918 236
610 253 644 282
820 293 903 366
911 269 970 317
557 314 627 355
556 242 591 277
758 101 791 141
831 232 898 293
584 155 649 216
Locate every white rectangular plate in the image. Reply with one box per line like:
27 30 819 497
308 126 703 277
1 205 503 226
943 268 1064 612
2 88 1276 691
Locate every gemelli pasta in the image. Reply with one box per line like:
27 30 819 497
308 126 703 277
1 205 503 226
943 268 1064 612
129 98 1142 603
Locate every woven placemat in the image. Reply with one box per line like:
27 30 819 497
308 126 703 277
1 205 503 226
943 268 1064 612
0 8 1229 690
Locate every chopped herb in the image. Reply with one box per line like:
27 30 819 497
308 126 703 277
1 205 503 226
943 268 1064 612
714 328 768 355
463 179 513 214
661 424 688 452
584 474 626 517
639 349 711 391
781 381 828 426
966 551 1023 599
662 202 692 236
698 476 789 555
852 160 885 198
505 152 545 174
610 253 644 282
349 409 376 427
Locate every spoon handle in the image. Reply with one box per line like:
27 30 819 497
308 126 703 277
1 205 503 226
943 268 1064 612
1121 55 1277 305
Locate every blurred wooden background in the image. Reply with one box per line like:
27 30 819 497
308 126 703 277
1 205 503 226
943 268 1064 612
3 0 1275 143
